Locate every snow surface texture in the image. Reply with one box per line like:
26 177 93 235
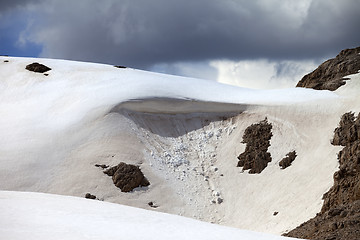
0 56 359 238
0 191 297 240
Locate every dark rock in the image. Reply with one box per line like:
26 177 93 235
328 208 342 217
273 211 279 216
340 210 348 218
44 73 49 76
4 60 9 63
285 201 360 240
114 65 127 69
322 112 360 212
148 201 158 208
285 112 360 240
25 62 51 73
237 118 273 174
85 193 96 199
279 151 297 169
95 164 109 169
104 162 150 192
332 112 358 146
296 46 360 91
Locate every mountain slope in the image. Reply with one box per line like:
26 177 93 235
0 54 359 238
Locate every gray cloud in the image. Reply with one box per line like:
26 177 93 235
0 0 41 14
8 0 360 70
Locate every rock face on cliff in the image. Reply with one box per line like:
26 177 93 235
237 118 272 174
296 46 360 91
285 112 360 240
104 162 150 192
323 112 360 212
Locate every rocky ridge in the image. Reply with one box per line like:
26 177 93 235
296 46 360 91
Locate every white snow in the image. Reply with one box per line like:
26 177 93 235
0 56 358 239
0 191 297 240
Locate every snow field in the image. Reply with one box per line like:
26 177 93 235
0 191 298 240
1 56 359 238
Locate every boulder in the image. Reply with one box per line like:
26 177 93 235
85 193 96 199
104 162 150 192
279 151 297 169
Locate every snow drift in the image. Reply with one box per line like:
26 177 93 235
0 191 297 240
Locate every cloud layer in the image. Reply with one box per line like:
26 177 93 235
12 0 359 69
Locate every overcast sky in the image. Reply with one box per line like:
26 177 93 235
1 0 359 88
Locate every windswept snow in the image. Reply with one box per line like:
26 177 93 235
0 56 358 238
0 191 297 240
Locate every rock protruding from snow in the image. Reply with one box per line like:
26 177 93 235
237 118 272 174
332 112 359 146
285 112 360 240
104 162 150 192
323 112 360 212
85 193 97 199
279 151 297 169
285 200 360 240
25 62 52 73
296 46 360 91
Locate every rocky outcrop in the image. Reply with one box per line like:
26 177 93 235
104 162 150 192
279 151 297 169
332 112 360 146
322 112 360 212
285 112 360 240
285 201 360 240
237 118 272 174
296 46 360 91
25 62 51 73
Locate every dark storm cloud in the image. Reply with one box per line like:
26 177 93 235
8 0 360 69
0 0 41 13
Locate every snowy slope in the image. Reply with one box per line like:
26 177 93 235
0 56 359 238
0 191 298 240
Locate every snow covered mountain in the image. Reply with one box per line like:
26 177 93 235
0 49 359 239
